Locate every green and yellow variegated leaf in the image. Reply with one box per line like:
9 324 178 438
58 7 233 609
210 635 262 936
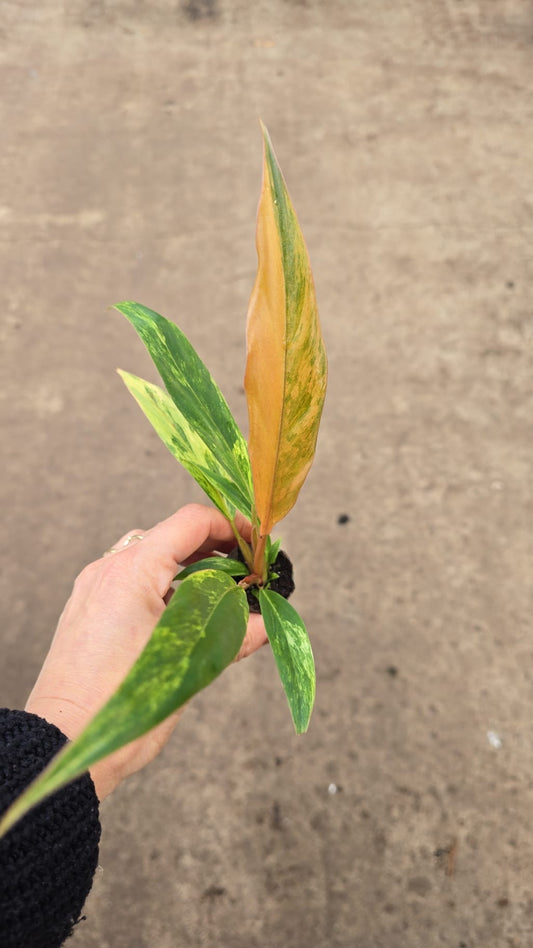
119 370 239 520
177 556 247 581
0 571 248 839
116 301 253 520
259 588 315 734
244 125 327 536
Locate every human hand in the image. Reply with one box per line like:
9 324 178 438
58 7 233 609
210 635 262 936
25 504 267 802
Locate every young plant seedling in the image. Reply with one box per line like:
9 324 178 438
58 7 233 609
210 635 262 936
0 124 327 838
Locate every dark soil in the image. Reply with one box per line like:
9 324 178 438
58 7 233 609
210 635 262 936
229 547 295 613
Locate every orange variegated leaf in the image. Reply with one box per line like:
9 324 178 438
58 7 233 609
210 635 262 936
244 124 327 538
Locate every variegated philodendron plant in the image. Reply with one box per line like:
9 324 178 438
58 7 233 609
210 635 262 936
0 124 327 838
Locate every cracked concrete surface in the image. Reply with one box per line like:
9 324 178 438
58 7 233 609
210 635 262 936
1 1 532 945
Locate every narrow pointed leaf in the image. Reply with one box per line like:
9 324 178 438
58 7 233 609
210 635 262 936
119 370 241 519
116 301 253 519
258 588 315 733
267 537 282 566
244 126 327 536
0 571 248 838
177 556 247 581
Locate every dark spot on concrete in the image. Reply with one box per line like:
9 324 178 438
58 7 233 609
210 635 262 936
183 0 217 21
386 665 399 677
407 876 432 897
374 828 387 854
497 897 509 908
337 513 350 524
275 755 283 766
310 811 326 832
506 280 515 289
202 884 226 900
271 801 283 831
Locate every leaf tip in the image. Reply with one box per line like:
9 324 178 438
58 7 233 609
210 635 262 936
292 704 313 735
0 796 28 840
258 121 280 178
294 723 308 736
113 300 137 319
259 122 276 164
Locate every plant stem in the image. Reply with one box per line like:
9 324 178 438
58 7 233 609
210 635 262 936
253 534 269 583
230 518 254 571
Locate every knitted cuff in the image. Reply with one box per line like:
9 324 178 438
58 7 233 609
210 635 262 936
0 708 101 948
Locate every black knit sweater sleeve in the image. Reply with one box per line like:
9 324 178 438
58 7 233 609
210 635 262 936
0 708 101 948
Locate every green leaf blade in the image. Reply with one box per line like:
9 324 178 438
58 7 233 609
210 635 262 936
266 536 282 566
118 370 243 519
258 588 315 734
115 301 254 519
177 556 248 581
0 571 248 838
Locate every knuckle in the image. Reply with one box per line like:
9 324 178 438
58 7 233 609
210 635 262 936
179 502 209 519
72 559 102 592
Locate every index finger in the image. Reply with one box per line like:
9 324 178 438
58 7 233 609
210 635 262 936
139 504 251 597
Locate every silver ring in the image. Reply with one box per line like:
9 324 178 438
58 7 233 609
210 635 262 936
105 534 145 556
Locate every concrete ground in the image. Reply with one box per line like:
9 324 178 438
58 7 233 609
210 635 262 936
1 1 532 945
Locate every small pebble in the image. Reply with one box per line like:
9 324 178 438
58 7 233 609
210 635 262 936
487 730 502 749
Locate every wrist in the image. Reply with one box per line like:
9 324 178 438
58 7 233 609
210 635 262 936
24 695 119 802
87 758 119 801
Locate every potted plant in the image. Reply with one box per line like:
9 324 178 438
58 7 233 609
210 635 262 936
0 123 327 837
